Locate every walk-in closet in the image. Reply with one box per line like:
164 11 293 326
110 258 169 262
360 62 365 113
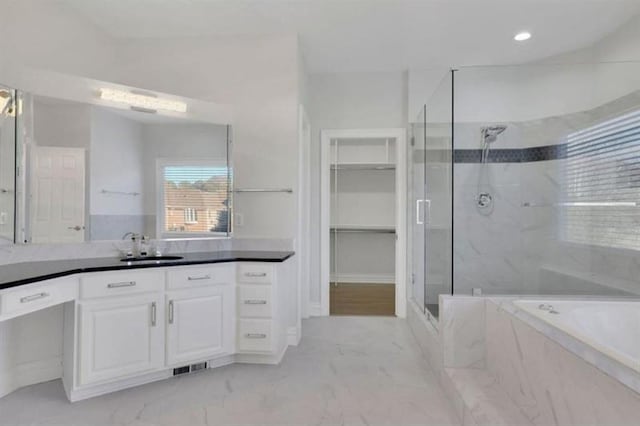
321 129 406 317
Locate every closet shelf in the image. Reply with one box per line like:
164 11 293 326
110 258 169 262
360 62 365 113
331 224 396 234
331 162 395 171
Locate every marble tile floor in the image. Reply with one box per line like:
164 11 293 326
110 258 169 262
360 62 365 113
0 316 461 426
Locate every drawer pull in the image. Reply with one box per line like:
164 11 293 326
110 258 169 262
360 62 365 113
20 292 50 303
151 302 157 326
245 333 267 339
107 281 136 289
168 300 174 324
244 299 267 305
187 275 211 281
245 272 267 277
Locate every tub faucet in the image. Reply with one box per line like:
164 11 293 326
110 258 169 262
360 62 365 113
538 303 559 314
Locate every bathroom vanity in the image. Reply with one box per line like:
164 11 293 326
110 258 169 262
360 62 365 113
0 251 295 401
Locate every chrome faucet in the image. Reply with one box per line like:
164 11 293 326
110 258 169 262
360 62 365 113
121 232 141 258
122 231 139 240
538 303 559 314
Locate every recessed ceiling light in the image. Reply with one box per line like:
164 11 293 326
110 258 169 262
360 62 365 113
514 32 532 42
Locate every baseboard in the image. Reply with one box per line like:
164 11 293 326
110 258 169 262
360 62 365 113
287 326 301 346
309 302 323 317
235 343 288 365
329 273 395 284
207 355 235 369
0 368 16 400
0 357 62 399
67 370 172 402
16 357 62 388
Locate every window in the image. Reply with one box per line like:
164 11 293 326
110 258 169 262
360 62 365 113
184 208 198 224
563 109 640 251
157 159 231 237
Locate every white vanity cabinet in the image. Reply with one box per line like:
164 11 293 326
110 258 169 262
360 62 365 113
0 255 294 402
165 265 235 366
74 270 165 387
235 262 290 362
77 292 164 386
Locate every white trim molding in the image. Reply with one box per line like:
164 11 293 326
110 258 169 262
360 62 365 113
320 128 408 318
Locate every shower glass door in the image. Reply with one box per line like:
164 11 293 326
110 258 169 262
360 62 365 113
423 72 454 319
410 106 427 312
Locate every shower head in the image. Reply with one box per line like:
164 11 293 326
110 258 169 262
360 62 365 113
0 91 12 115
481 125 507 143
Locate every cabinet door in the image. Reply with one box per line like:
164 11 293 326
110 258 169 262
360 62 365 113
78 293 164 386
166 285 235 366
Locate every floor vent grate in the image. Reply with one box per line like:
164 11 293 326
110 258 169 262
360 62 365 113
173 362 208 376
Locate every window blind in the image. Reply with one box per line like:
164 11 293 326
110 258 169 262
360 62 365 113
564 108 640 250
161 164 230 235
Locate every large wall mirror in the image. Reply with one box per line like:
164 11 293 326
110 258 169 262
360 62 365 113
1 72 233 244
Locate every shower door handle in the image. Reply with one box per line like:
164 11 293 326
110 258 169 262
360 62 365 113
416 199 431 226
416 200 425 225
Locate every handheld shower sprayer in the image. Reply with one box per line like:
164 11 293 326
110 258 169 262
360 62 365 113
481 125 507 144
477 125 507 212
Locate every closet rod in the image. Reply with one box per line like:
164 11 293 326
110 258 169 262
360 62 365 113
101 189 141 196
330 228 396 234
234 188 293 193
330 165 395 171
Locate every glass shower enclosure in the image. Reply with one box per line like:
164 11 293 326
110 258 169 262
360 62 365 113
411 61 640 321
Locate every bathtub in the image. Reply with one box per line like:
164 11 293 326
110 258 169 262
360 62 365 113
513 299 640 374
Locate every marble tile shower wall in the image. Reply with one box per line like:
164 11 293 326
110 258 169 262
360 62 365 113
453 116 564 295
452 93 640 296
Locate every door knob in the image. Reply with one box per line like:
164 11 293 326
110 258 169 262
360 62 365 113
68 225 84 231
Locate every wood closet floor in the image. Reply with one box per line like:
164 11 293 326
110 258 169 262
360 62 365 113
330 283 395 316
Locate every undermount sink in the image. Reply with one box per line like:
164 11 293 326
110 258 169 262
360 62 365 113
120 255 184 262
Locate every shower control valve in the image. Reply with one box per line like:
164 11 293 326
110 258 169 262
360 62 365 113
477 193 493 208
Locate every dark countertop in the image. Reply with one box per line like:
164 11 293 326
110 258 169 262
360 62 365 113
0 250 295 290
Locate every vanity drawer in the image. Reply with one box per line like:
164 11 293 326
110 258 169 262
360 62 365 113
237 285 273 318
80 270 163 299
237 263 273 284
0 277 78 320
166 265 233 290
237 319 274 353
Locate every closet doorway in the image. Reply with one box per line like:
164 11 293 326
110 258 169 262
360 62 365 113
320 129 407 317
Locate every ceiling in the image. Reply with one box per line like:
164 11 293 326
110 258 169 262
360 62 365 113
62 0 640 73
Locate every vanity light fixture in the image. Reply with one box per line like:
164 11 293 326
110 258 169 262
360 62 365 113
514 31 532 42
99 88 187 113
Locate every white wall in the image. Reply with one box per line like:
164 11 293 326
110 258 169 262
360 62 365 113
0 0 117 81
33 101 91 149
307 71 407 308
90 107 144 216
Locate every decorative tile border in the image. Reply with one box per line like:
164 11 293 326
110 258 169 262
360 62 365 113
453 143 568 163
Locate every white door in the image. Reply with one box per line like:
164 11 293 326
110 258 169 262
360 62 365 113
30 146 85 243
166 285 235 366
78 293 164 386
